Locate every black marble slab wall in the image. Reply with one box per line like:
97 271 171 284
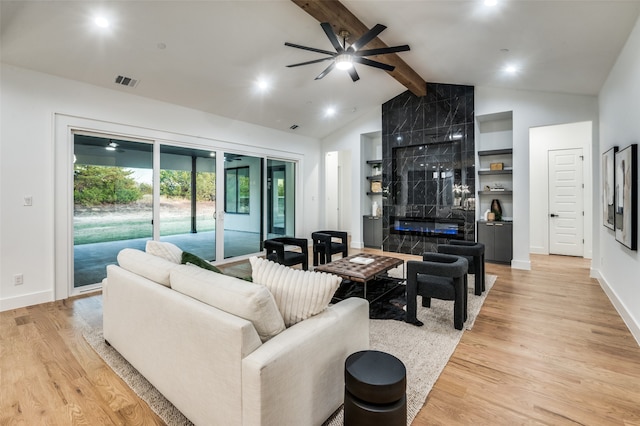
381 83 475 255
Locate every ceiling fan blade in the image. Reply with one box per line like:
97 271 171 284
284 42 336 57
350 24 386 51
353 57 395 72
320 22 344 53
347 67 360 82
355 45 410 57
286 57 335 68
315 62 336 80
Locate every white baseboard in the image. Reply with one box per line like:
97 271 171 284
596 271 640 346
511 259 532 270
0 290 54 312
529 246 548 255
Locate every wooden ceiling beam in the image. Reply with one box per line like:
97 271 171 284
291 0 427 97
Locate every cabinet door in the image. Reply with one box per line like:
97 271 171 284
493 222 512 263
477 222 495 260
363 216 382 248
372 217 382 248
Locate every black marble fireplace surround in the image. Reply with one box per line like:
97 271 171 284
382 83 475 255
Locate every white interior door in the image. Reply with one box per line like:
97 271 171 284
548 148 584 256
325 152 339 229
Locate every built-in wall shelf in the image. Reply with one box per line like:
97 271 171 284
478 190 513 195
478 148 513 156
366 175 382 181
366 192 383 196
478 169 512 175
476 111 513 264
366 159 382 164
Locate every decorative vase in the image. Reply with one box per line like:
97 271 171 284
491 199 502 220
372 201 379 217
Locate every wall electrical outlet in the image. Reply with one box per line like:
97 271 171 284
23 196 33 206
13 274 24 286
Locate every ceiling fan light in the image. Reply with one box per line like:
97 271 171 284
335 54 353 70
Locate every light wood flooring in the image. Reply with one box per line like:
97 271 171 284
1 251 640 425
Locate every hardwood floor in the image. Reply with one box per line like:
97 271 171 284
415 254 640 425
1 252 639 425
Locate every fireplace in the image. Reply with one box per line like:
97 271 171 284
390 216 465 240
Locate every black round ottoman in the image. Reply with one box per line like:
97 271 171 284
344 350 407 426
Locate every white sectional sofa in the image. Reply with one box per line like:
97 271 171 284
102 247 369 426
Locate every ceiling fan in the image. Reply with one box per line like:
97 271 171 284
285 22 410 82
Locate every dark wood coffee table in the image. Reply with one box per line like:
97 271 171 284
314 253 404 300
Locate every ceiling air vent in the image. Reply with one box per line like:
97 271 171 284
114 75 139 88
289 124 299 130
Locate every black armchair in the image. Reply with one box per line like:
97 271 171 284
311 230 348 266
264 237 309 270
438 240 485 296
406 252 468 330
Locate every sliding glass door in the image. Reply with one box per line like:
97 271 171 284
73 135 153 287
267 159 296 239
223 153 262 258
72 135 297 288
159 145 216 261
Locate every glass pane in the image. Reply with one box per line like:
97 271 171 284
223 153 262 258
267 159 295 239
73 135 153 287
160 146 216 261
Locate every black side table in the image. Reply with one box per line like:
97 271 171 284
344 350 407 426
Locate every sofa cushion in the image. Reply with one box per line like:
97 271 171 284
181 251 223 274
117 248 178 287
249 256 341 327
145 240 183 264
170 265 285 342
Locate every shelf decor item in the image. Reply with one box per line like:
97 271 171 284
614 144 637 250
491 199 503 221
602 146 618 230
371 181 382 193
490 162 504 171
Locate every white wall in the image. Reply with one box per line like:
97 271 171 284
320 106 382 248
0 64 321 311
598 15 640 342
529 121 593 258
475 87 599 270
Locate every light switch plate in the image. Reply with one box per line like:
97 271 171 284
24 196 33 206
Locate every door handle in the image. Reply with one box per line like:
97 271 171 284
550 213 558 217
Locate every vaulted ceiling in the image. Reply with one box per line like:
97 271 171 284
2 1 639 139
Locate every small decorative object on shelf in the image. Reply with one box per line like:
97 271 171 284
490 162 504 170
370 181 382 193
491 199 503 221
453 183 470 207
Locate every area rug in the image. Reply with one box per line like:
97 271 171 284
83 272 496 426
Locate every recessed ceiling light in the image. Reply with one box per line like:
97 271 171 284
94 16 110 28
484 0 497 6
255 78 271 93
325 107 336 117
505 64 519 74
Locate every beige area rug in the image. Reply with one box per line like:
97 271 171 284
84 272 496 426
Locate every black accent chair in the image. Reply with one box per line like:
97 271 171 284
311 231 348 266
438 240 485 296
406 253 468 330
263 237 309 270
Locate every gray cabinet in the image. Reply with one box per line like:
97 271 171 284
477 221 512 263
363 216 382 248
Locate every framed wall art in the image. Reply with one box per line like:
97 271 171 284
614 143 638 250
602 146 617 230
